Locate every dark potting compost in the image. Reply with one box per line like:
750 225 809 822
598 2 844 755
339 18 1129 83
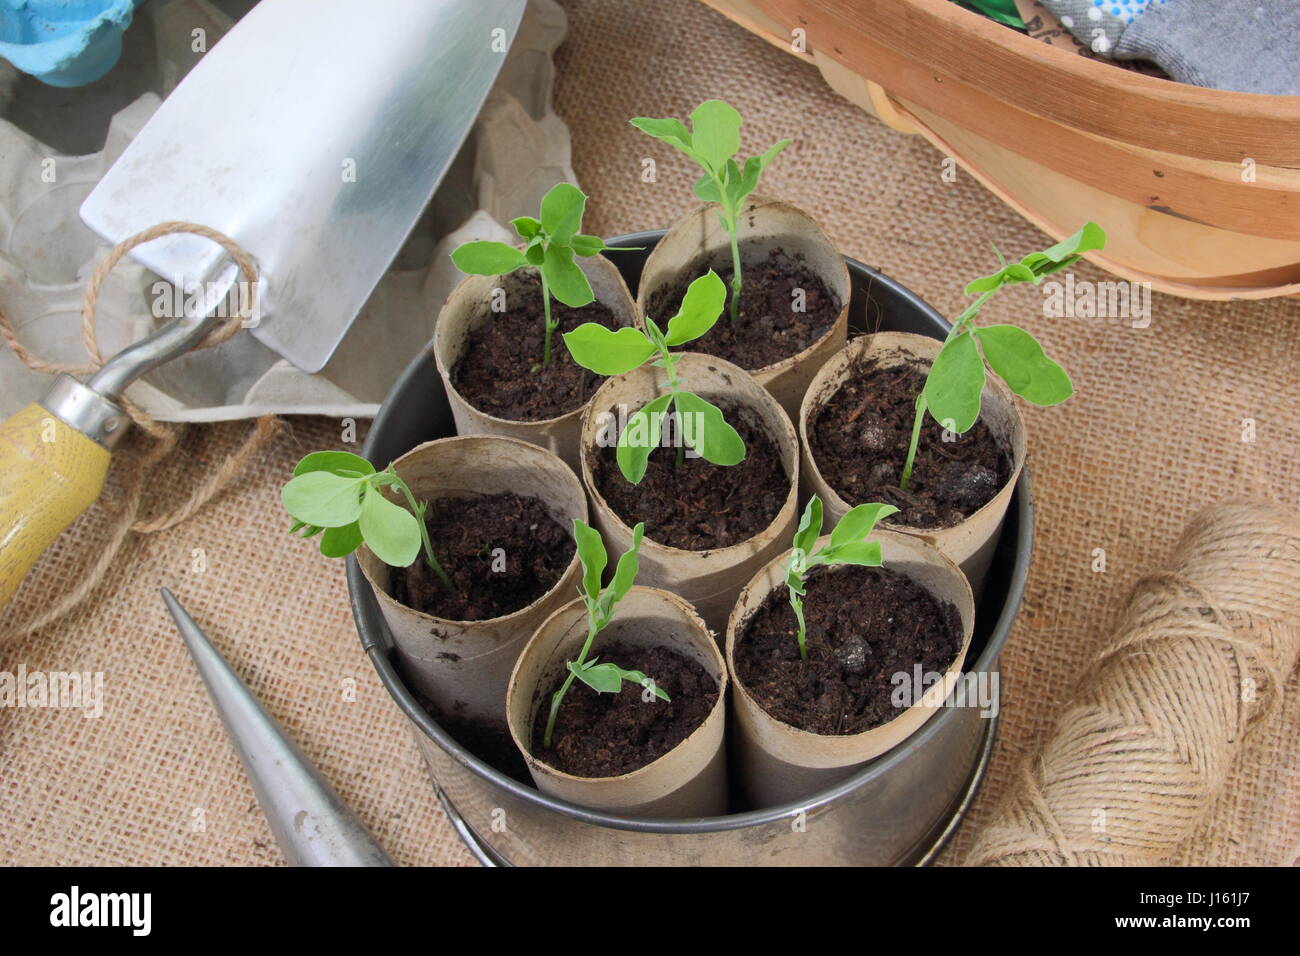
392 492 571 621
647 248 839 371
452 274 621 421
810 358 1012 529
735 564 963 735
592 402 788 551
530 642 718 777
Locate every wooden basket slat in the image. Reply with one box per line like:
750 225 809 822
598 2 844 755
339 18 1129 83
803 12 1300 239
798 0 1300 166
700 0 1300 298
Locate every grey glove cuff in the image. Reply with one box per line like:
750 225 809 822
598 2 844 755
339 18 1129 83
1113 0 1300 95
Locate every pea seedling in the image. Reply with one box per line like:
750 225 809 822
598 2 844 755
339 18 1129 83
543 519 668 749
450 182 615 368
632 99 789 322
899 222 1106 490
281 450 452 591
786 496 899 661
563 270 746 483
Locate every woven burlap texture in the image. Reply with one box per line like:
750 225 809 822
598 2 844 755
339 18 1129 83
2 0 1297 866
967 500 1300 865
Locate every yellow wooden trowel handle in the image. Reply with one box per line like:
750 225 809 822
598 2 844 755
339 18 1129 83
0 376 126 607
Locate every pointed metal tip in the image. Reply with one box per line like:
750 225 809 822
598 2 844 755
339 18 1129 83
157 584 393 866
160 587 204 650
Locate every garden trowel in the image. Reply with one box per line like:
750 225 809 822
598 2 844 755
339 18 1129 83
0 0 525 607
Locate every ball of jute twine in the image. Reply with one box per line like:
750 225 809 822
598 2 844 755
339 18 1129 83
966 498 1300 866
0 221 283 638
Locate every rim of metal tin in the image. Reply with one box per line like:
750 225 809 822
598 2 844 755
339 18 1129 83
438 710 1000 867
349 231 1033 835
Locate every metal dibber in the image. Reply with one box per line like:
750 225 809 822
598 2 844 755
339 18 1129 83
161 587 393 866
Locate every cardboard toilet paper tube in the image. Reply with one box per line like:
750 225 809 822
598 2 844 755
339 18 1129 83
800 332 1026 598
726 529 975 807
357 435 586 727
637 195 849 422
433 253 638 471
506 586 728 817
579 352 799 634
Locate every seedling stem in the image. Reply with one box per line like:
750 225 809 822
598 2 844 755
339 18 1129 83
896 224 1105 492
543 521 666 749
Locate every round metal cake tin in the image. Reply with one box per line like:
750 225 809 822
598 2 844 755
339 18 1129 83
349 232 1031 866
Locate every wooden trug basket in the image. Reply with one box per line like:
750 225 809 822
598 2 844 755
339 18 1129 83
702 0 1300 300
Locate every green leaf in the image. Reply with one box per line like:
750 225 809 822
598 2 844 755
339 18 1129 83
759 138 792 166
541 244 594 308
281 471 365 527
734 162 760 206
740 139 789 197
790 589 807 659
570 660 626 694
689 99 742 173
562 324 656 375
923 331 986 435
674 391 745 466
786 564 806 597
570 661 670 700
539 182 587 244
1002 263 1036 285
357 489 421 567
1017 225 1106 280
823 540 883 567
693 173 722 204
829 502 900 549
598 522 644 624
975 325 1074 406
629 116 695 155
320 522 364 558
1019 255 1066 278
1036 221 1106 267
664 271 727 346
643 316 668 353
964 271 1006 295
626 668 670 702
291 450 375 478
607 523 643 606
451 240 529 276
572 519 607 604
511 216 541 241
965 223 1107 293
616 393 674 484
792 496 823 559
570 234 607 257
720 159 748 210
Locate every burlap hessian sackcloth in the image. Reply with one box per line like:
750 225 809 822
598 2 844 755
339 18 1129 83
2 0 1297 867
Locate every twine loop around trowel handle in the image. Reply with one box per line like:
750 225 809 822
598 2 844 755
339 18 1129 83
83 221 259 442
1 221 260 441
80 220 259 365
0 221 281 637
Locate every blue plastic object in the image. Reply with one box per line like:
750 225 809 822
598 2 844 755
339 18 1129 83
0 0 140 88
